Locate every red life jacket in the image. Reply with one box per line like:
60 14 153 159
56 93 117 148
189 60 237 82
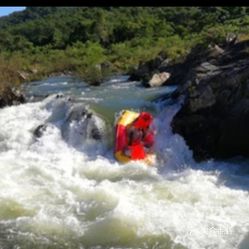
126 112 154 160
143 131 154 148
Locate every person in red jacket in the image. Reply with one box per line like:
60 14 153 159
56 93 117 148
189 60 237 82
124 112 155 159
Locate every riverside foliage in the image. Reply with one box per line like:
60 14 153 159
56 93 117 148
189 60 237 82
0 7 249 86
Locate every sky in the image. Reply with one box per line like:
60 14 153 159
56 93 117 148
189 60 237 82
0 7 26 17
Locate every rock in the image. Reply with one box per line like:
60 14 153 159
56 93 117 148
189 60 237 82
188 84 216 112
159 58 171 69
226 33 238 46
35 95 107 151
58 101 104 142
196 62 220 73
90 125 102 140
170 39 249 161
0 86 25 108
129 62 150 82
128 51 169 83
148 72 171 87
207 44 224 58
34 124 47 138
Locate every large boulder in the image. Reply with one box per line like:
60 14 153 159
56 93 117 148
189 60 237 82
171 39 249 161
61 103 104 144
34 94 107 151
148 72 171 87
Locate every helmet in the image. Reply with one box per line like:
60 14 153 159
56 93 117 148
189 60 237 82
133 112 153 129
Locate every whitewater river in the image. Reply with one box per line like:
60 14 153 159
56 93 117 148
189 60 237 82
1 75 249 249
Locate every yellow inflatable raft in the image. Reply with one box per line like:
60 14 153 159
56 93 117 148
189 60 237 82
114 110 156 166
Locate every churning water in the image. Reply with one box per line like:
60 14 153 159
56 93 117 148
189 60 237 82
0 76 249 249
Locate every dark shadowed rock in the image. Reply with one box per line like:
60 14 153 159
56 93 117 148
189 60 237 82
91 126 102 140
0 87 25 108
207 44 225 58
128 52 170 85
34 124 48 138
171 39 249 161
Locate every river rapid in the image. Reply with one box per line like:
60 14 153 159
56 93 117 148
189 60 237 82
0 75 249 249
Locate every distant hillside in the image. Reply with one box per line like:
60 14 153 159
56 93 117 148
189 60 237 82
0 6 249 86
1 7 249 50
0 7 74 28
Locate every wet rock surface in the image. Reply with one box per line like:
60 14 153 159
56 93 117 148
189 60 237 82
33 94 106 150
170 40 249 161
0 86 25 108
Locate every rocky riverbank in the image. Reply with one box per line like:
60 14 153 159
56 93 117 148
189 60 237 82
2 37 249 162
130 37 249 161
169 39 249 161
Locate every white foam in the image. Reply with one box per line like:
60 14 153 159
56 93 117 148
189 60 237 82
0 97 249 249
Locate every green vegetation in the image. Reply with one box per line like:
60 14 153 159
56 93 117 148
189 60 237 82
0 6 249 88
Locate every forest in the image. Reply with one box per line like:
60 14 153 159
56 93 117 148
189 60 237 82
0 7 249 86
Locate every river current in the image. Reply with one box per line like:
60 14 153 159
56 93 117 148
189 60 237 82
0 75 249 249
